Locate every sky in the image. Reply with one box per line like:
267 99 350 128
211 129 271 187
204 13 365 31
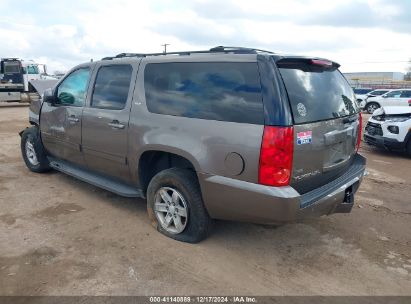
0 0 410 74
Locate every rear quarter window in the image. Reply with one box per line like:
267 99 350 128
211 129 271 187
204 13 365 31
144 62 264 124
277 59 357 124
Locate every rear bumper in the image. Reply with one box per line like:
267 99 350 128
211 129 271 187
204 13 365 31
199 154 366 224
364 133 406 150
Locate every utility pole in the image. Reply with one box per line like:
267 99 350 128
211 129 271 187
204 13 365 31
161 43 170 54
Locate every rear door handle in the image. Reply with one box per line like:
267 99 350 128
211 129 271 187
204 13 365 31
68 115 79 123
108 120 125 129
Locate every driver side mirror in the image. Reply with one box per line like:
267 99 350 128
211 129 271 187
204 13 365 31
382 95 388 98
43 88 57 105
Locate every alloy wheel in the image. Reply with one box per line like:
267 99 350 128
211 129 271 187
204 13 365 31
154 187 188 234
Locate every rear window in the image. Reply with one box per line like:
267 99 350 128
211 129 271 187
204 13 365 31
277 59 357 124
144 62 264 124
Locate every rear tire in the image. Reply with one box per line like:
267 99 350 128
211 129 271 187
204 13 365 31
366 102 380 114
147 168 212 243
406 138 411 158
21 127 51 173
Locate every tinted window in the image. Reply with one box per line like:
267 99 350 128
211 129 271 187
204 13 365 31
277 60 357 124
385 91 402 98
354 88 371 94
27 65 39 74
400 91 411 98
57 68 90 106
372 90 389 96
91 65 132 110
4 63 20 74
144 62 264 124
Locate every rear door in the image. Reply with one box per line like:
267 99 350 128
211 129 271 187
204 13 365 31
276 58 360 194
382 90 403 106
399 90 411 106
81 62 138 182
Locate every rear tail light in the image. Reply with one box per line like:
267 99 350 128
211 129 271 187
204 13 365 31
259 126 294 187
311 59 333 67
408 99 411 106
356 112 362 152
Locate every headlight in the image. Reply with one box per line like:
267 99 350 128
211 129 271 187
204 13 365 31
385 116 411 122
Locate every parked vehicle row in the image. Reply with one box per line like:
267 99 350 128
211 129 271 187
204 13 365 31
20 46 365 243
354 88 411 114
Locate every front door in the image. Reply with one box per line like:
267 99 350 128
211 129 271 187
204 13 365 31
81 63 137 182
40 67 92 166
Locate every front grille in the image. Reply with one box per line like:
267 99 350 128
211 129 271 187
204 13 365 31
365 122 383 136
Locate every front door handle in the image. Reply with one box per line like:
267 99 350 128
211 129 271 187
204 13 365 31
68 115 79 123
108 120 125 129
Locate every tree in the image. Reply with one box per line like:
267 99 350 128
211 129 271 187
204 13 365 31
405 59 411 81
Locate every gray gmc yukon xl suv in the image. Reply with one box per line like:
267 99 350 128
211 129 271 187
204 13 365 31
21 46 366 243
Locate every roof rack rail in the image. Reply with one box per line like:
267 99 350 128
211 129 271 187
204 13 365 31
209 46 275 54
101 46 275 60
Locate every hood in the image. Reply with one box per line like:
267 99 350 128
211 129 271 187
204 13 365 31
374 106 411 116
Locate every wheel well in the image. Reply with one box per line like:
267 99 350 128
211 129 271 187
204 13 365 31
138 151 196 194
366 101 380 107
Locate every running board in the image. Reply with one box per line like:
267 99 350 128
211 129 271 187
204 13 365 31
48 158 144 198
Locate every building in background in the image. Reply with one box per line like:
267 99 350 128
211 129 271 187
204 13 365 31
344 72 410 89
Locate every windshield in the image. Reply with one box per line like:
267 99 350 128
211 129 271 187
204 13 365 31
277 59 358 124
371 90 388 96
4 64 21 74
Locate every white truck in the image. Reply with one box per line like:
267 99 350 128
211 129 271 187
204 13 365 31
0 58 58 103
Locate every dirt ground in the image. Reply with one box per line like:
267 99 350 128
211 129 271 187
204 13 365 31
0 104 410 296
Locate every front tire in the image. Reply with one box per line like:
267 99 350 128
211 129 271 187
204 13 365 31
21 127 51 173
147 168 212 243
366 102 380 114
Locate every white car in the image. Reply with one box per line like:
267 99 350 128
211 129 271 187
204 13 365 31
353 88 373 104
359 89 391 109
364 106 411 156
364 89 411 114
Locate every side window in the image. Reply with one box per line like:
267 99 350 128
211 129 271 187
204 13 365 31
27 65 39 74
57 68 90 106
385 91 402 98
91 65 132 110
144 62 264 124
400 91 411 98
